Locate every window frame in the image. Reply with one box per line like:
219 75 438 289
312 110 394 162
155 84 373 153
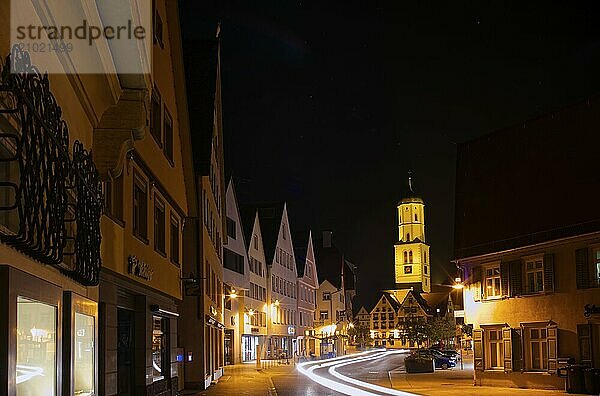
527 326 549 371
132 173 148 243
163 107 174 165
485 327 504 370
150 86 162 147
483 262 502 299
153 195 166 256
170 213 180 266
524 255 545 294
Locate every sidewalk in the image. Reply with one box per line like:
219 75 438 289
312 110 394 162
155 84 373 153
182 361 292 396
388 359 573 396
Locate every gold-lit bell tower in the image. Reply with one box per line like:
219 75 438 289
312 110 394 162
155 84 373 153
394 174 431 292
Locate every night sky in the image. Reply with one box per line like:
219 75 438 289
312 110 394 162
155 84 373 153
181 1 600 309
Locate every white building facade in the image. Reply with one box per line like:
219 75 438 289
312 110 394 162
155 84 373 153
295 231 319 356
223 181 251 365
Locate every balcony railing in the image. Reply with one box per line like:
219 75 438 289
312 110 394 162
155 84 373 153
0 46 102 286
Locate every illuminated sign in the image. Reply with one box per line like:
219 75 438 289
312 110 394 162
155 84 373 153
288 326 295 335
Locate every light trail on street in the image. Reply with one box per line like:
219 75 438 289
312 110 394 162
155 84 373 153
297 350 418 396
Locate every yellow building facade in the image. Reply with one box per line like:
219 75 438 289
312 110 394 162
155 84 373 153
394 186 431 292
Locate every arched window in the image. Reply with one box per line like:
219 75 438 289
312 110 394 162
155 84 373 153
409 250 413 263
403 251 408 263
415 214 418 222
406 233 410 241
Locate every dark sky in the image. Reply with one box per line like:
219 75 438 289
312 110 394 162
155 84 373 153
181 1 600 309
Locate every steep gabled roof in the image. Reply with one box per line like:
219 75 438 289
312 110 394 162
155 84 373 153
253 203 285 267
293 236 309 277
183 39 219 175
371 291 402 313
239 204 258 251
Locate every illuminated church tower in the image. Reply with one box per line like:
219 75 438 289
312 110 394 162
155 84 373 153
394 174 431 293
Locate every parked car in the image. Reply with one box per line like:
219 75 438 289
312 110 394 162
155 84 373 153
420 350 456 369
428 347 461 361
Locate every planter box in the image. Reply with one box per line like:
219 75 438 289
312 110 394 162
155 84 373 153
405 357 434 373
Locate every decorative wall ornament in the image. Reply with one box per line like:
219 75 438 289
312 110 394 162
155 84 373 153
0 46 102 285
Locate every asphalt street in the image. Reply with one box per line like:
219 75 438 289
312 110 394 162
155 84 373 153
294 349 416 396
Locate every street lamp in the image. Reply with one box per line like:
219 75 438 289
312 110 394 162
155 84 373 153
452 277 464 289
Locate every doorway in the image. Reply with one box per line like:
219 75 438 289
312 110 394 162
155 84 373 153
224 329 234 365
117 308 135 395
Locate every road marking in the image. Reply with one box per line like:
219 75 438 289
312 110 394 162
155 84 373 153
298 350 418 396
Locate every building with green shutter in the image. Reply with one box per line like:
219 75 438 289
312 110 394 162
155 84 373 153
454 98 600 390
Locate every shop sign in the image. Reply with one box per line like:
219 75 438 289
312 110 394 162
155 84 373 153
584 304 600 317
210 305 218 316
288 326 295 335
206 314 225 330
128 255 153 281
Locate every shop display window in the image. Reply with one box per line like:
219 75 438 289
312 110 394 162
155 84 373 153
16 296 57 396
74 313 95 395
152 316 167 382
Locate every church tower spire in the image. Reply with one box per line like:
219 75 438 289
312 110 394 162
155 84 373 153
393 173 431 292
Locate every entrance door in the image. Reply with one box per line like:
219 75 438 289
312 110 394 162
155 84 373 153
224 330 234 365
117 308 135 396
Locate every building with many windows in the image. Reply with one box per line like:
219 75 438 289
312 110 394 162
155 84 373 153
356 307 371 329
0 25 104 396
239 205 269 362
315 279 349 356
294 231 319 356
180 33 227 390
222 181 251 365
394 176 431 292
454 100 600 390
257 203 299 358
97 1 195 394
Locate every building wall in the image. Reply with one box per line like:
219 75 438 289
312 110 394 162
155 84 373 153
223 181 250 364
246 212 269 341
460 232 600 389
394 200 430 292
266 206 298 356
296 232 318 352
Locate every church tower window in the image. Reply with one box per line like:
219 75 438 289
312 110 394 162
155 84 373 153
415 214 418 222
403 251 408 263
406 233 410 241
409 251 413 263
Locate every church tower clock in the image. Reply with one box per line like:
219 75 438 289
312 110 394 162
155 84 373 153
394 175 431 292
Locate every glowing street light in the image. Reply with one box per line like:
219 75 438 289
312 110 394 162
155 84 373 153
453 277 464 289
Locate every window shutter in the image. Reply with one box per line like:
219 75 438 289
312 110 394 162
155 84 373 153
575 248 590 289
472 266 483 302
512 328 523 372
473 328 485 371
547 324 558 374
577 323 593 366
543 253 555 292
500 262 510 297
502 327 513 372
509 260 522 297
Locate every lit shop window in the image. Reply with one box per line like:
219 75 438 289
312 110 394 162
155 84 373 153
74 313 95 396
152 316 167 382
17 296 57 396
